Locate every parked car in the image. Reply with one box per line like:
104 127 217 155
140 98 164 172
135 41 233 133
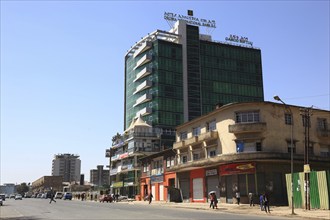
15 194 22 200
99 194 113 203
0 194 5 201
63 192 72 200
54 192 63 199
9 194 16 199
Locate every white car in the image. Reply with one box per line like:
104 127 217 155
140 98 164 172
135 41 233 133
54 192 63 199
15 194 22 200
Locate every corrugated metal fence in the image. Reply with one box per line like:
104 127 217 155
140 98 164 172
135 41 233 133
285 170 330 210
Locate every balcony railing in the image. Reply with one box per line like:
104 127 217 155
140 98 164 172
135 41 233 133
135 107 152 117
228 122 267 134
133 93 152 107
173 131 219 149
199 131 218 141
133 41 152 58
134 54 152 70
133 80 152 95
173 140 185 149
134 66 152 82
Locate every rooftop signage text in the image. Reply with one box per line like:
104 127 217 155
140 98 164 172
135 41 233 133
225 34 253 46
164 12 216 28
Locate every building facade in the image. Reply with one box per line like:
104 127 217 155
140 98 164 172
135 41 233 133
139 149 177 202
167 101 329 205
124 19 264 133
52 153 81 183
31 176 63 194
90 165 109 187
109 116 163 198
110 14 265 200
0 183 16 195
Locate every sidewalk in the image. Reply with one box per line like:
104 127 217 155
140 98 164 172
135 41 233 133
130 201 330 220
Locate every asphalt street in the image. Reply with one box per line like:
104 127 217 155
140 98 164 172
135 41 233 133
0 198 294 220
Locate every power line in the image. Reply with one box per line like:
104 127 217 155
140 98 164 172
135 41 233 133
285 94 329 100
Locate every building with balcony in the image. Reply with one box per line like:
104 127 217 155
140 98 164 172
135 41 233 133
109 116 163 198
90 165 109 187
168 101 329 205
52 153 81 183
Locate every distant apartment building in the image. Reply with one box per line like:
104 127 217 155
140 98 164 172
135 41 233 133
0 183 16 195
90 165 109 186
52 153 81 183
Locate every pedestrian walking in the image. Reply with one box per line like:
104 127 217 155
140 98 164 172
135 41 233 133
263 193 270 213
259 194 264 211
235 191 240 205
148 193 153 204
209 193 214 209
213 193 218 209
49 192 56 204
248 192 254 206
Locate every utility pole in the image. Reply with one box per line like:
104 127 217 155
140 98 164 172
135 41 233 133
300 107 312 210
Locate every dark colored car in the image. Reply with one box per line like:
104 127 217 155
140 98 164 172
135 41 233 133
63 192 72 200
99 194 113 203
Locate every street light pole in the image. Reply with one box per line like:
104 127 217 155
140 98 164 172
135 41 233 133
274 95 295 215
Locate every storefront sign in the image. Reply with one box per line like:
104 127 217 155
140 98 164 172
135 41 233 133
119 152 128 159
164 12 216 28
220 162 256 176
206 169 218 176
124 182 134 187
112 181 123 188
150 174 164 183
225 34 253 46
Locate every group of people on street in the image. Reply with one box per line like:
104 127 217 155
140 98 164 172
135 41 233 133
208 190 270 214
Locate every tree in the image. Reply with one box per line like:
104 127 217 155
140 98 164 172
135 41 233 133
16 182 29 195
112 132 122 145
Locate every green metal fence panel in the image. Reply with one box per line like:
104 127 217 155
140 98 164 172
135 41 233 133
293 172 303 208
310 171 320 209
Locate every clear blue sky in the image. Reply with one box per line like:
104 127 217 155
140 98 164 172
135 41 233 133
1 1 329 185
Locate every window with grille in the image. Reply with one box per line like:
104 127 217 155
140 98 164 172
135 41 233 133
317 118 328 130
235 111 260 123
287 141 296 153
180 132 187 141
285 113 292 125
193 127 201 136
181 155 187 164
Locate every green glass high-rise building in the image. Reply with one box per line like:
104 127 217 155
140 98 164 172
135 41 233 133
125 20 264 141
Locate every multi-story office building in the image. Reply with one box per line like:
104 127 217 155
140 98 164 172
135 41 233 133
111 13 265 198
90 165 109 187
124 19 264 133
52 153 81 183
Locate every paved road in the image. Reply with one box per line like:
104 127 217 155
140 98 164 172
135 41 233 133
0 198 296 220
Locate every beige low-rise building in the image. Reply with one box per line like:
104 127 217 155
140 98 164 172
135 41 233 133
32 176 63 194
168 101 329 205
